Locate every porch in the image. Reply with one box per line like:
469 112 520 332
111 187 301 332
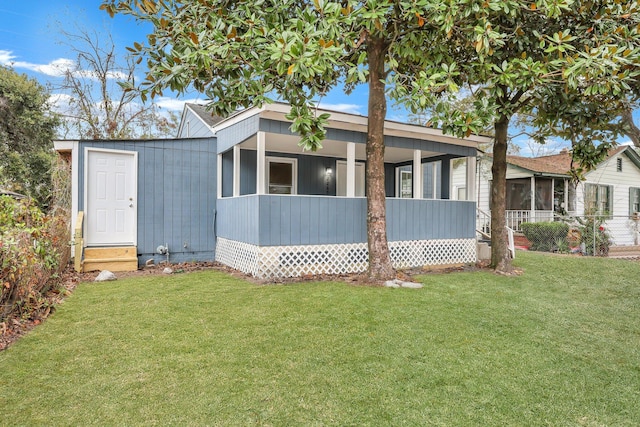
212 104 488 277
483 176 577 232
216 195 477 278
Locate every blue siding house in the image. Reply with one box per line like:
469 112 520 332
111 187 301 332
55 103 488 277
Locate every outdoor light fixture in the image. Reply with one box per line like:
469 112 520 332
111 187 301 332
325 167 332 176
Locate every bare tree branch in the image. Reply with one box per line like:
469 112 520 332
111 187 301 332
54 25 178 139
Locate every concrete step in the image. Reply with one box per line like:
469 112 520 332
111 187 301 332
608 245 640 258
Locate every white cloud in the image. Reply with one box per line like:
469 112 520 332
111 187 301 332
0 49 126 80
314 102 363 115
48 93 74 111
0 50 16 64
154 97 205 112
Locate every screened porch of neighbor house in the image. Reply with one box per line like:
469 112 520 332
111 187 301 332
504 176 576 231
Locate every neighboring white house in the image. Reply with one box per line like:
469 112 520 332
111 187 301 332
464 146 640 246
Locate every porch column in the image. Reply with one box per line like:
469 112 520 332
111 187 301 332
346 142 356 197
413 150 422 199
530 176 536 220
466 156 477 202
233 145 241 197
256 131 266 195
217 153 223 199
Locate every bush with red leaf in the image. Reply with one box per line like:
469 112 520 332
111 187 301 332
0 196 70 323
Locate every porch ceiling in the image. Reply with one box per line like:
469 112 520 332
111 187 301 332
239 133 445 163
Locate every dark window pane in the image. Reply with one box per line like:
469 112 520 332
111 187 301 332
269 162 292 186
535 178 552 211
506 178 531 210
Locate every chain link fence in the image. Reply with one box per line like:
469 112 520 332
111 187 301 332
513 215 640 257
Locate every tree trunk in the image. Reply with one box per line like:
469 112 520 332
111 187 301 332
365 36 395 281
622 106 640 148
490 114 513 273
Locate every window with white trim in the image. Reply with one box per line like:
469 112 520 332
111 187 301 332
266 157 297 194
396 166 412 198
584 183 613 216
630 187 640 215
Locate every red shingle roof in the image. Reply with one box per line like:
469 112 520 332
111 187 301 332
488 146 629 176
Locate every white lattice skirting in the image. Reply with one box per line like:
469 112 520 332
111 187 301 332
216 237 476 279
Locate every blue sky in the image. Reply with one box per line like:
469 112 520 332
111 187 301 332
0 1 205 112
0 1 371 116
0 2 635 153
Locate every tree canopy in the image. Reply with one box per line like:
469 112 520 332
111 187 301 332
0 66 59 208
102 0 491 279
102 0 640 274
421 0 640 270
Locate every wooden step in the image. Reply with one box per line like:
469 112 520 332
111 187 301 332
83 246 138 272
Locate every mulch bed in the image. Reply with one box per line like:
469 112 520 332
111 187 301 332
1 260 493 351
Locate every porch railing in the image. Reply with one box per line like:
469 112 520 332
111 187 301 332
476 209 491 239
506 210 555 232
216 195 476 246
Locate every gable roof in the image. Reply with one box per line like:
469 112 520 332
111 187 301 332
506 151 574 175
185 103 224 128
176 103 224 137
210 102 492 147
486 145 640 177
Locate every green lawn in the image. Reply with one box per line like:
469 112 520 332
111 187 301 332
1 252 639 426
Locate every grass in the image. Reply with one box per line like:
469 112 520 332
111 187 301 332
1 252 639 426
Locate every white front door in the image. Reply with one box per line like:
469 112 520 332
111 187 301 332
85 149 137 246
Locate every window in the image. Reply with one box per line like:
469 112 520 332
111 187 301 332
456 186 466 201
396 166 412 198
506 178 531 210
535 178 552 211
336 160 366 197
423 161 441 199
630 187 640 215
267 157 297 194
584 183 612 216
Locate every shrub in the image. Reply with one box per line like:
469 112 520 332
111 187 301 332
575 216 611 256
521 221 570 253
0 196 70 322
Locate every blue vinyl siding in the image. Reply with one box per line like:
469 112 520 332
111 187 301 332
217 114 260 153
228 150 338 196
177 108 214 138
205 112 476 161
78 138 217 264
216 196 260 245
258 118 475 157
216 195 475 246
